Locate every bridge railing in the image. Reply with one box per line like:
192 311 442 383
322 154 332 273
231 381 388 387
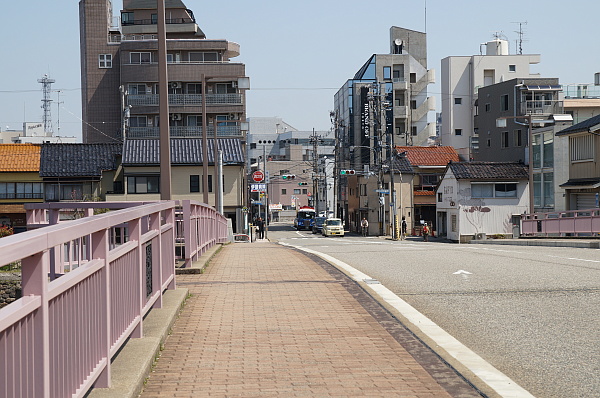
0 200 228 398
522 208 600 237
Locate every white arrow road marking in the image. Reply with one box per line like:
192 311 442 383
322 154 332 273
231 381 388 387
453 270 473 275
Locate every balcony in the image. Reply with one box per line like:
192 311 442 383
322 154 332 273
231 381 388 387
127 125 242 139
520 100 563 116
127 93 242 107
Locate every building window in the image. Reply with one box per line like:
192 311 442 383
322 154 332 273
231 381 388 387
509 64 516 72
451 215 457 232
438 193 442 202
383 66 391 80
411 126 418 136
494 183 517 198
0 182 43 199
514 129 522 147
190 175 200 193
187 83 202 94
455 129 462 136
454 97 462 105
127 176 159 194
359 184 367 196
409 73 417 83
129 116 147 128
501 94 509 111
203 175 213 193
188 52 222 63
410 100 417 109
394 91 405 106
501 131 509 148
471 183 517 198
130 52 152 64
121 12 134 25
151 14 158 24
128 84 147 95
395 120 406 136
282 189 287 195
485 103 491 112
99 54 112 68
487 138 491 147
45 184 83 201
293 189 301 195
302 189 308 194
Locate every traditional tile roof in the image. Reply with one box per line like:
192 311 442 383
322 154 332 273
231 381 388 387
556 114 600 136
381 156 414 174
122 138 244 165
40 143 122 177
0 144 40 172
449 162 529 180
414 191 435 196
395 146 460 166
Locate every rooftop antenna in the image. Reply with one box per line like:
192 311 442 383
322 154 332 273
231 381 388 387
38 74 55 136
512 21 528 55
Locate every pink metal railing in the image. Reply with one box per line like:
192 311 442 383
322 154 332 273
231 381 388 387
0 200 227 398
522 208 600 237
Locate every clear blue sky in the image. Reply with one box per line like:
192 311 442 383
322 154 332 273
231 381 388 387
1 0 598 141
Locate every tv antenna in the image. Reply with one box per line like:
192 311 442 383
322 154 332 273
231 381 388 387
512 21 528 54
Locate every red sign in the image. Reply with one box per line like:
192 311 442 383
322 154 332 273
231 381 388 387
252 170 264 182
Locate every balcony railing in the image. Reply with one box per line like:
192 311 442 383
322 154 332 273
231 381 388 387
128 125 242 138
562 84 600 99
122 17 195 26
520 100 563 115
127 93 242 107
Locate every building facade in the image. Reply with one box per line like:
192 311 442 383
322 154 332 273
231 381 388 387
441 38 541 160
80 0 248 144
333 26 435 223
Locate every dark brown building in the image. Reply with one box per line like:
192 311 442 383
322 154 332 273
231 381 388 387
79 0 248 143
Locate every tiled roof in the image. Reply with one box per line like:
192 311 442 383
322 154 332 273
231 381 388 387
414 191 435 196
449 162 529 180
40 143 122 177
122 138 244 165
556 114 600 136
0 144 40 172
381 156 414 174
395 146 460 166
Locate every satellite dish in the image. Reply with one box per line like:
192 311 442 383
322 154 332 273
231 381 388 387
394 38 403 46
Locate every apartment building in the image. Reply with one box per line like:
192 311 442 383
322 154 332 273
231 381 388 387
441 38 541 160
473 78 572 212
333 26 435 223
80 0 248 144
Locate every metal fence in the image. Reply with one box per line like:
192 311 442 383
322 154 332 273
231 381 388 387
522 208 600 237
0 200 228 397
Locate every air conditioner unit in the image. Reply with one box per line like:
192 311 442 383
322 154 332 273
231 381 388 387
231 81 237 88
228 113 237 120
170 82 182 89
171 113 182 121
474 232 486 240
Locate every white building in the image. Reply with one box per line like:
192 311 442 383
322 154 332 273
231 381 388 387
441 39 541 160
436 162 529 242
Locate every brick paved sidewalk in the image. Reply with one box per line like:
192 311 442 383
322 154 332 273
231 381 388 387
140 243 481 397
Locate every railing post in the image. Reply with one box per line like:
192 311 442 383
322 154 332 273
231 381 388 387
129 217 144 338
91 228 111 388
149 211 162 309
164 207 176 290
21 250 51 398
183 200 192 268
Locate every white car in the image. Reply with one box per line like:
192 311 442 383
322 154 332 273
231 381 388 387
321 218 344 237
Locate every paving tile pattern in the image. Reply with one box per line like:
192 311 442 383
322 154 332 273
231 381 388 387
140 243 480 397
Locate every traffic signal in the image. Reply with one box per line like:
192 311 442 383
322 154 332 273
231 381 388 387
298 182 308 186
340 169 356 175
282 174 296 180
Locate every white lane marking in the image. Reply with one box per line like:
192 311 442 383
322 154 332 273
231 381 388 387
280 242 535 398
461 245 600 264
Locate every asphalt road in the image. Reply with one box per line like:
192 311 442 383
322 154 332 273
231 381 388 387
267 223 600 398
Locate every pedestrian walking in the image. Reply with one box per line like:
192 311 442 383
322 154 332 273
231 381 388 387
361 217 369 237
256 217 265 239
401 216 407 240
422 222 430 242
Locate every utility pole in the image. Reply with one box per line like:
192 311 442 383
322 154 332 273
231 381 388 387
157 0 172 200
